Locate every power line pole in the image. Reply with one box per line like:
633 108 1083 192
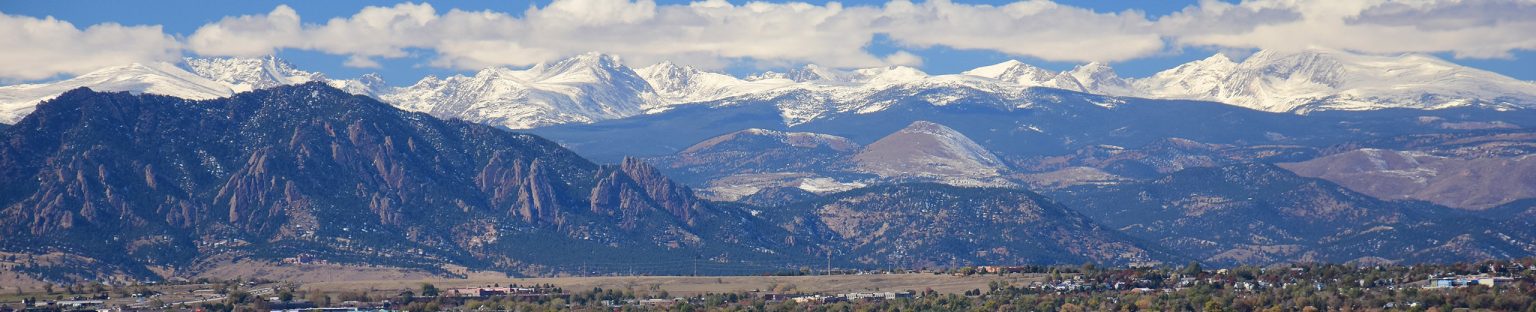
826 250 832 275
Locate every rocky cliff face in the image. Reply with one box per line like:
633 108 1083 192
0 83 800 279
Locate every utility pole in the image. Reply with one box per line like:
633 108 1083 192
826 250 832 275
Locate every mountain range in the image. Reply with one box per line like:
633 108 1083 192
4 48 1535 127
0 84 1212 283
4 48 1536 282
0 84 820 281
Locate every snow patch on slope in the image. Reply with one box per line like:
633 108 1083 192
1135 48 1536 113
185 56 325 93
382 52 659 129
0 62 234 124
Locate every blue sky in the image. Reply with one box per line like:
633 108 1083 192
3 0 1534 85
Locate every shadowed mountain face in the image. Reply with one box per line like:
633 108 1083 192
652 128 862 183
1053 164 1535 265
0 84 807 280
763 183 1176 268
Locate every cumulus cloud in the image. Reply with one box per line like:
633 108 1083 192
1166 0 1536 59
180 0 1171 70
877 0 1164 63
0 12 182 81
188 4 439 60
4 0 1536 80
882 51 924 67
185 5 303 57
435 0 894 70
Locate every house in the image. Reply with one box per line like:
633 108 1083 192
45 300 105 309
1472 276 1515 287
280 254 327 265
792 295 837 304
977 266 1030 274
445 287 513 297
1424 275 1516 289
760 293 793 302
639 298 682 307
840 291 912 302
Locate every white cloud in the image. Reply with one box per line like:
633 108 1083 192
180 0 1170 70
1165 0 1536 59
185 5 302 57
0 12 182 81
882 51 924 67
876 0 1165 63
187 4 439 64
4 0 1535 81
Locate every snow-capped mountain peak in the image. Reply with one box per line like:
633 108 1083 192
963 60 1085 92
0 62 234 124
185 56 326 93
634 61 791 106
855 66 930 86
326 73 390 97
529 52 632 83
636 61 715 96
746 64 852 83
1135 53 1238 99
1069 62 1136 95
1138 48 1536 113
381 52 663 129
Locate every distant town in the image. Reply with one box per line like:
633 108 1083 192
3 258 1534 311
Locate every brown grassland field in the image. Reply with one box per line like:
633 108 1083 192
302 273 1050 297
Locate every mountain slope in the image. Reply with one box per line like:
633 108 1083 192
0 62 234 124
768 183 1172 267
646 128 868 204
1053 163 1534 265
854 121 1012 186
1136 49 1536 113
1281 149 1536 210
634 61 789 105
0 83 805 280
654 128 862 181
534 85 1536 166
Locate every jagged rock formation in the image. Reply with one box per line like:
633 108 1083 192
0 83 800 280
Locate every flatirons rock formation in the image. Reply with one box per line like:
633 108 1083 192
0 83 802 280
